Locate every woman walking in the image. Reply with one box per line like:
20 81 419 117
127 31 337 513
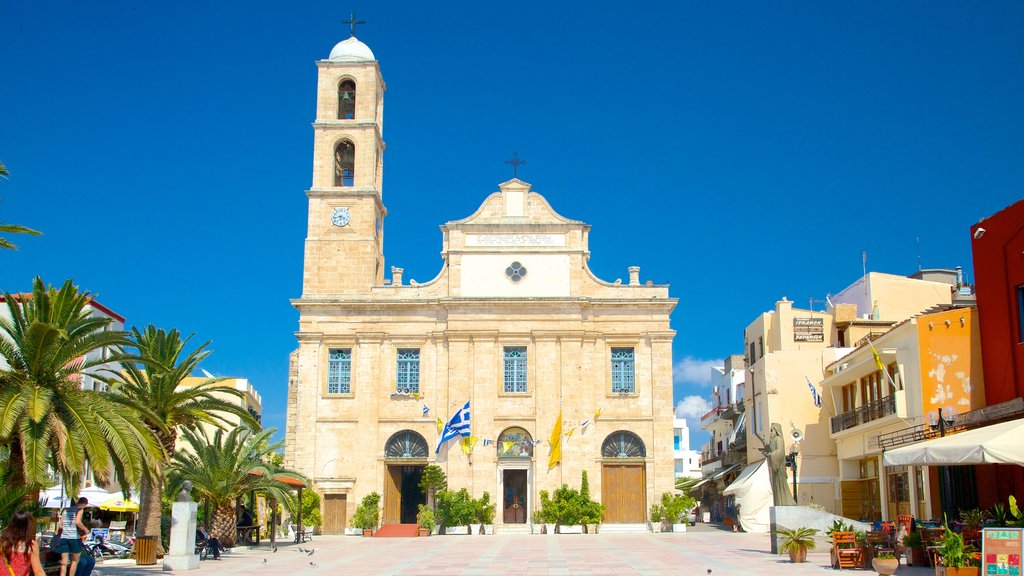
58 497 89 576
0 510 45 576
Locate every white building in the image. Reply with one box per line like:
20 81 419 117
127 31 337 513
673 418 701 479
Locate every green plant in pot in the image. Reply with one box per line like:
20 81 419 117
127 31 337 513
936 522 980 576
903 529 928 567
872 551 900 576
416 504 435 536
649 503 665 533
776 526 818 563
474 492 496 534
351 492 381 536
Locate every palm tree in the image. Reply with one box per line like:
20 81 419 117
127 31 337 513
168 427 305 547
104 325 260 553
0 278 162 496
0 161 42 250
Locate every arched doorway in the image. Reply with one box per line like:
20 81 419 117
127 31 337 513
496 427 533 524
601 431 647 523
383 430 428 524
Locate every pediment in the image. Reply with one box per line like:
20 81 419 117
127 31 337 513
445 180 584 229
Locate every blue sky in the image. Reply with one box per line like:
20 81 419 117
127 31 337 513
2 2 1022 448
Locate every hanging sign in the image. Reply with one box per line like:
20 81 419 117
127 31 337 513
982 528 1023 576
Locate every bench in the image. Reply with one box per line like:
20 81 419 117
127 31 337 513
287 524 313 543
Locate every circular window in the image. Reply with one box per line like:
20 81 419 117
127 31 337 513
497 427 533 458
505 261 527 283
385 430 428 458
601 430 646 458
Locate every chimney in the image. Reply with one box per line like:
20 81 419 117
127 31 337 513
391 266 404 286
628 266 640 286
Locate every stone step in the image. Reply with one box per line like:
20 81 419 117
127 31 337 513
597 523 649 534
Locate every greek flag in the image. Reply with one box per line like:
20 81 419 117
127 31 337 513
422 404 429 416
435 401 471 453
806 376 822 408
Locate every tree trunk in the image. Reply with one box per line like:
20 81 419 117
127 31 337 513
6 436 39 505
138 469 166 556
212 505 238 547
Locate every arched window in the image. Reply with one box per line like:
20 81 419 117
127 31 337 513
385 430 428 459
496 427 533 458
338 79 356 119
601 431 646 458
334 140 355 186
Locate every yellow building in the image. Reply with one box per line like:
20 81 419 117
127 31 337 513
824 307 985 521
177 376 263 435
284 32 677 534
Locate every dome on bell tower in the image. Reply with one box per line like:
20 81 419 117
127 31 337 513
329 36 375 62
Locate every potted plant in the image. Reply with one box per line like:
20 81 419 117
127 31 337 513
416 504 435 537
436 488 474 535
662 492 695 533
903 529 927 567
827 520 856 568
872 551 900 576
531 510 546 535
551 484 584 534
649 503 665 533
474 492 496 535
959 508 985 542
351 492 381 537
935 524 980 576
539 490 556 535
580 471 604 534
776 526 819 563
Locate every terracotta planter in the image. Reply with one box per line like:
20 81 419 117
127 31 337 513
362 529 373 537
788 545 808 563
941 567 980 576
417 528 430 537
872 557 899 575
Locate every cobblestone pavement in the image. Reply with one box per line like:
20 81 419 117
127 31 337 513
92 525 936 576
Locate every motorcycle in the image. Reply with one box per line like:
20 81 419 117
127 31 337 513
83 535 130 559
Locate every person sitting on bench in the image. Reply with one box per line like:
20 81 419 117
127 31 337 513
195 524 222 560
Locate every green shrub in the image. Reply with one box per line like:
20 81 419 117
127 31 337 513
649 503 664 524
436 488 475 528
660 492 695 524
416 504 436 532
775 526 819 554
351 492 381 530
419 465 447 513
301 490 323 527
474 492 496 524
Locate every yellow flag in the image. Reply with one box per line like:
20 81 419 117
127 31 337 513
594 407 604 420
436 416 445 433
870 342 885 372
461 436 477 455
548 408 563 469
566 427 576 439
502 441 515 453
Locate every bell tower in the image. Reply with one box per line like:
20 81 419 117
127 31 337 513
302 22 386 296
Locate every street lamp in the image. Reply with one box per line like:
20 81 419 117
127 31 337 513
929 408 957 437
785 442 800 504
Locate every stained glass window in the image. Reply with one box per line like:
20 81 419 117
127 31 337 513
497 427 533 458
396 348 420 394
611 348 635 393
601 431 646 458
503 347 527 393
505 261 527 283
385 430 427 458
327 348 351 394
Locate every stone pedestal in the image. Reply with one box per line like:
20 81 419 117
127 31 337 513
163 501 199 571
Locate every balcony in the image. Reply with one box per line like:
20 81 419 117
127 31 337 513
831 394 897 434
721 401 745 421
700 406 725 426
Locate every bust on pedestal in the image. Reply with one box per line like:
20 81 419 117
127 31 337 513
163 481 200 571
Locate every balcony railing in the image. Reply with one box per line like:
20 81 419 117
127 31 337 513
831 394 897 434
700 406 725 422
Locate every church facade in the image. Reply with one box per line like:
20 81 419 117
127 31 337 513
284 32 677 533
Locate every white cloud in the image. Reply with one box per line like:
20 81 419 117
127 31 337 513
672 356 721 387
675 395 711 420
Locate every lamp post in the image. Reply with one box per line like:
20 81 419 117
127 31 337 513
785 444 800 504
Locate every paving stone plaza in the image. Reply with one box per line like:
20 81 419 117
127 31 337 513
94 525 936 575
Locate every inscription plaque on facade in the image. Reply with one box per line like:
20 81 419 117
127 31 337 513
793 317 824 342
466 234 566 247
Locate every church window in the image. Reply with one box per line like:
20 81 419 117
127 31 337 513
503 347 527 393
327 348 351 394
334 140 355 186
338 79 356 120
396 348 420 394
505 261 527 283
497 427 533 458
610 348 635 393
601 431 646 458
385 430 428 458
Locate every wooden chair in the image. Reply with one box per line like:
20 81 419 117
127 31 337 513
867 531 897 562
833 531 862 570
922 527 945 569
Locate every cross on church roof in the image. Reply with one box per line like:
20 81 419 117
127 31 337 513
505 152 526 178
343 10 366 37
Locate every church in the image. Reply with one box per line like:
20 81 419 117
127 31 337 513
283 28 677 533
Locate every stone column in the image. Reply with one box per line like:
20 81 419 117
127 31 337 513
162 501 199 570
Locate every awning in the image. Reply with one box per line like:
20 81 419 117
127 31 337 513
722 460 772 533
688 463 740 491
883 418 1024 467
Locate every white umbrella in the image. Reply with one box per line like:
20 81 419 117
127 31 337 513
883 418 1024 466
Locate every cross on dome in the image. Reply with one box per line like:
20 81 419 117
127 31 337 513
343 10 365 37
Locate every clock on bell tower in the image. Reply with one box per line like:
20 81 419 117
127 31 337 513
301 24 386 296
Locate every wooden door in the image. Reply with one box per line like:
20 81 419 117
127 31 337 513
322 494 347 534
502 470 527 523
602 463 645 523
383 466 402 524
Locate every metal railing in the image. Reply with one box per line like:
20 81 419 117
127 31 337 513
830 394 897 434
877 397 1024 450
